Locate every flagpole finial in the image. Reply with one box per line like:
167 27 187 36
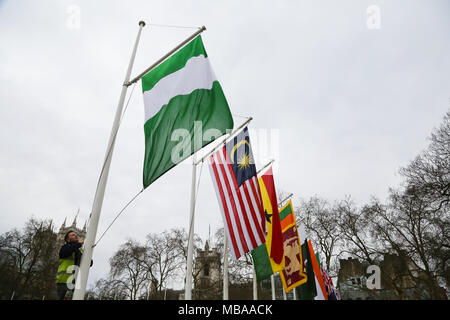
139 21 146 27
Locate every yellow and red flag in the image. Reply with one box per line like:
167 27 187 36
251 167 285 281
279 200 307 292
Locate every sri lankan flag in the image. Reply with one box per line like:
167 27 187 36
251 167 285 281
279 200 307 292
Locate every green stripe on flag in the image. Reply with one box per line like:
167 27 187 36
279 203 293 221
143 82 232 187
142 36 207 92
251 244 273 282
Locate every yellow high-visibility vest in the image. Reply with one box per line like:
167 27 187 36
56 248 83 284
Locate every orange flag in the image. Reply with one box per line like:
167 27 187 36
308 240 328 300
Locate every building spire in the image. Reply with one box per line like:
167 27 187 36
71 208 80 228
61 217 67 230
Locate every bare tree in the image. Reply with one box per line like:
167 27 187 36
0 217 57 299
144 229 186 299
335 197 381 264
171 227 202 292
89 277 128 300
295 196 342 275
212 227 265 299
364 187 448 299
109 239 149 300
399 110 450 213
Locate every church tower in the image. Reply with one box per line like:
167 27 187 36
193 240 222 299
56 209 87 245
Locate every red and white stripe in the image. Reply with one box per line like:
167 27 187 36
209 146 266 260
321 266 335 295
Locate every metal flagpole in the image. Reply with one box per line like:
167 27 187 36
223 229 229 300
283 287 287 300
253 267 258 300
184 157 197 300
256 159 275 176
72 21 146 300
278 193 293 208
293 286 297 300
127 26 206 86
271 275 276 300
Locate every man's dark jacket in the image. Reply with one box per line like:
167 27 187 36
59 242 93 267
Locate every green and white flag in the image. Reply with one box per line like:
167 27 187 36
141 36 234 188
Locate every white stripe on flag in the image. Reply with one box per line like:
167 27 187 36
217 149 254 251
214 150 249 254
209 146 265 260
143 55 217 122
208 159 240 260
244 178 265 244
211 152 245 258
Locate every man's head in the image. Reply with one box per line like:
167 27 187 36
64 230 79 243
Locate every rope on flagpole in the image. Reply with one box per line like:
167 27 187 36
90 83 139 248
93 188 144 247
87 83 137 229
148 23 201 30
232 113 252 120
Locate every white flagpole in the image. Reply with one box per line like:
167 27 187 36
293 286 297 300
184 157 197 300
253 267 258 300
271 275 276 300
283 287 287 300
127 26 206 86
223 229 229 300
278 193 293 208
73 21 145 300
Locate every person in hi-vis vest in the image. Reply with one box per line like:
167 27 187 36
56 230 93 300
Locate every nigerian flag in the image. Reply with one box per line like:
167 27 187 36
141 35 233 188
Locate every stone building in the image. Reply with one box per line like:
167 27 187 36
192 241 222 300
337 254 437 300
337 257 372 300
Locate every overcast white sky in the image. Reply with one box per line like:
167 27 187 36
0 0 449 290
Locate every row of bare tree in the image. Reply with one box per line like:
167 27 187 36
296 111 449 299
86 229 201 300
87 227 267 300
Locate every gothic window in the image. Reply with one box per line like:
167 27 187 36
204 264 209 276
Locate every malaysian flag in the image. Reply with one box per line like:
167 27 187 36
209 127 266 260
